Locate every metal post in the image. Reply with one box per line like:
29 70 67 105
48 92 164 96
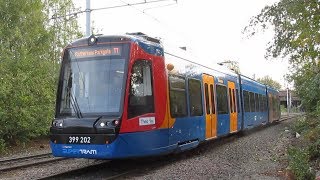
86 0 91 36
289 89 292 113
286 88 289 116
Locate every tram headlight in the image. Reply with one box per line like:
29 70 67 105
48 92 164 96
100 122 106 127
95 120 108 128
52 119 63 128
88 35 97 46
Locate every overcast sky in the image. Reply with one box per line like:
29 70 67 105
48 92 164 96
74 0 290 88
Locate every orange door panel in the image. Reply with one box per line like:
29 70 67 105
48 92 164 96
203 74 217 139
228 81 238 133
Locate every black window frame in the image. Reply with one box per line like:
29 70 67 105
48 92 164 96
244 90 250 112
249 92 255 112
205 83 210 114
169 75 187 118
236 89 240 113
216 84 229 114
210 84 216 114
188 78 203 116
128 60 155 119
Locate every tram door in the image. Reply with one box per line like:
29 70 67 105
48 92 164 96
228 81 238 133
268 94 274 122
203 74 217 139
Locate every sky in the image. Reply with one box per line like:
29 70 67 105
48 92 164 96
73 0 290 88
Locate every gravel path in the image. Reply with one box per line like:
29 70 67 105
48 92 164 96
122 119 294 180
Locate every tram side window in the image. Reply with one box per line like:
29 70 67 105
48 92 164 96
128 60 154 119
188 79 203 116
205 83 210 114
229 88 233 113
259 94 263 112
249 92 255 112
169 75 187 117
232 89 236 112
254 93 259 112
244 90 250 112
264 96 268 112
216 85 228 114
210 85 215 114
236 89 240 113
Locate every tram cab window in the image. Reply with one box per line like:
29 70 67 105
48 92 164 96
128 60 154 119
169 75 187 117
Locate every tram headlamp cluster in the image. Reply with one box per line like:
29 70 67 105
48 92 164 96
96 119 120 128
52 119 63 128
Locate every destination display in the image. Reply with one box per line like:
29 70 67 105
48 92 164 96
72 46 122 58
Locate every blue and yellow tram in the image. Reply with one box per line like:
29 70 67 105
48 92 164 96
50 33 280 159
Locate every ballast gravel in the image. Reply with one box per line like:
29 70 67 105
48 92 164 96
123 119 295 180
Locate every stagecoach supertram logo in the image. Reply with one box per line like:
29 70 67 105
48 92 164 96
62 148 97 155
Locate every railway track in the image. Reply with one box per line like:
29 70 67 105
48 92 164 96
0 152 66 172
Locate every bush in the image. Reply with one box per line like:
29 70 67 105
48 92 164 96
291 116 309 134
288 147 315 180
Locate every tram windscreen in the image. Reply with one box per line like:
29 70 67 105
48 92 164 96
58 45 129 116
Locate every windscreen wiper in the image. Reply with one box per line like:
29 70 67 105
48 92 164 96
66 86 83 118
70 93 83 118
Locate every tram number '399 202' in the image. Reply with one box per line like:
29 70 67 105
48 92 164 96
68 136 91 144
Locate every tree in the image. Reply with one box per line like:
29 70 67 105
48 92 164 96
44 0 83 62
244 0 320 113
257 76 282 90
0 0 82 150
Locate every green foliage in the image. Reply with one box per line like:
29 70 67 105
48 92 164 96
245 0 320 62
307 139 320 160
245 0 320 114
291 116 309 134
289 116 320 179
0 0 81 151
288 147 315 180
257 75 282 90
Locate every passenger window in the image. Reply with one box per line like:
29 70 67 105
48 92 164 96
188 79 203 116
254 93 258 112
259 94 263 112
263 96 267 111
216 85 228 114
169 75 187 117
244 91 250 112
249 92 255 112
210 84 215 114
232 89 236 112
236 89 240 113
229 88 233 113
205 83 210 114
128 60 154 119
